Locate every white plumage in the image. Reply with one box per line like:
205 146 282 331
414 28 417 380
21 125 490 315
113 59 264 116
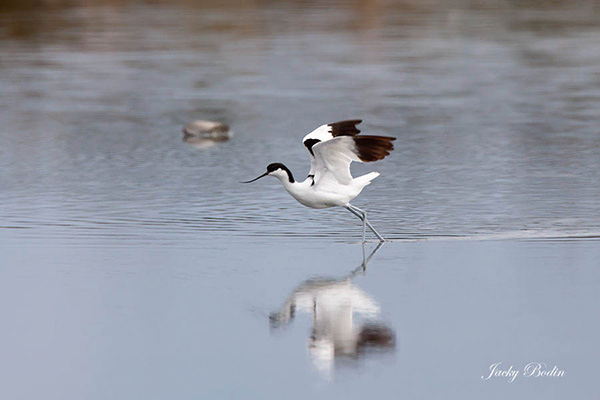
304 121 364 183
243 120 395 242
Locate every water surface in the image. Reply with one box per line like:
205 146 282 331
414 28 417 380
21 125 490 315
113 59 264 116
1 1 599 398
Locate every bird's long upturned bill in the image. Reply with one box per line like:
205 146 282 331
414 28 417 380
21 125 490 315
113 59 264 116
242 172 268 183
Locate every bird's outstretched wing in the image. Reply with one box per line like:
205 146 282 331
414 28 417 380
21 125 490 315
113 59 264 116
302 120 396 185
312 137 360 185
302 120 363 177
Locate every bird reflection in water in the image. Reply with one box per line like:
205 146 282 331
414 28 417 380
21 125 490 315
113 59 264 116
270 243 395 377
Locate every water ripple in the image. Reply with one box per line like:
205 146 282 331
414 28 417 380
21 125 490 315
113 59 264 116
1 1 600 246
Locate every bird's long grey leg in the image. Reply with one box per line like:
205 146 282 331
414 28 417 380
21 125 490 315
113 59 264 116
347 204 385 242
345 205 363 220
344 206 366 243
362 213 366 242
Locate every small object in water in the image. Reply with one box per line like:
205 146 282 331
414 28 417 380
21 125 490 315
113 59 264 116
182 120 232 148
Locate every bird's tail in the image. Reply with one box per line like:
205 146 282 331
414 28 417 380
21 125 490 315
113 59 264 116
354 171 380 189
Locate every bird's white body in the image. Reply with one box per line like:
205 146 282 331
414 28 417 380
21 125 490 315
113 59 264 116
243 120 395 241
269 169 379 209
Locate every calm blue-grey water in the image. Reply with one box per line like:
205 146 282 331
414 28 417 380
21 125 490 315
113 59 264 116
1 1 600 399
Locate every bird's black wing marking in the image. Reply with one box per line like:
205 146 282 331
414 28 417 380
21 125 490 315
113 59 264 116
328 119 362 137
353 135 396 162
303 138 321 156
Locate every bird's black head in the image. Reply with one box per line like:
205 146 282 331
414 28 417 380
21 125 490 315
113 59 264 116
267 162 288 173
242 162 294 183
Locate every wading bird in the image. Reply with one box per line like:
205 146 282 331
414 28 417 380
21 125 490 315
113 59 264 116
243 120 395 242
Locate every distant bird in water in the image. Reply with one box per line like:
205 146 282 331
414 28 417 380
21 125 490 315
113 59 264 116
243 120 395 242
182 120 231 148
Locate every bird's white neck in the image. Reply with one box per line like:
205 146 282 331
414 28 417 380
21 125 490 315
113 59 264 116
270 169 313 194
270 168 295 187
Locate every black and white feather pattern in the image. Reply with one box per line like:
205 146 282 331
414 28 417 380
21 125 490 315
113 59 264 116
302 120 396 184
302 119 396 177
303 120 395 163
